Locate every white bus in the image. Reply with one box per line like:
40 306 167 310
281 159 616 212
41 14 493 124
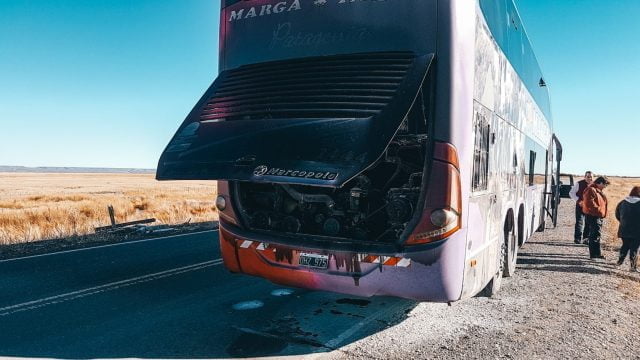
158 0 562 301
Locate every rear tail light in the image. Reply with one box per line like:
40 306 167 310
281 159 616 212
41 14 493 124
405 142 462 245
217 181 241 226
430 208 457 228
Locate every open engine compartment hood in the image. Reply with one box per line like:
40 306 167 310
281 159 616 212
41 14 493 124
157 52 433 188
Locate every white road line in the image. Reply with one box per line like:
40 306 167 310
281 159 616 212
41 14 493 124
0 259 224 317
0 229 217 264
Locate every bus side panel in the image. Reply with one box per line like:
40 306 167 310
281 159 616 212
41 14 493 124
461 2 552 298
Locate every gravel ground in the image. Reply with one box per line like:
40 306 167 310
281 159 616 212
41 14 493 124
325 200 640 360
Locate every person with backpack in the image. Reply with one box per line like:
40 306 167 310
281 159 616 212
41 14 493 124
581 176 610 259
616 186 640 271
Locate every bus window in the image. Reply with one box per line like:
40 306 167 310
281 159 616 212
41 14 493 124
528 150 536 186
473 113 490 191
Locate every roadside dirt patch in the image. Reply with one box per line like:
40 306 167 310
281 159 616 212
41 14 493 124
326 200 640 360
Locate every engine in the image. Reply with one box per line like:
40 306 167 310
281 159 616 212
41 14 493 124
235 134 426 243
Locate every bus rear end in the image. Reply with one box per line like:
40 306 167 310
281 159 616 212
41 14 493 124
157 0 467 302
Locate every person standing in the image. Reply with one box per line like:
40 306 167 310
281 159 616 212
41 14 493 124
581 176 610 259
569 171 594 244
615 186 640 271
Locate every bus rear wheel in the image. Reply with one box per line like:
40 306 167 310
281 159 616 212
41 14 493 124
503 217 518 277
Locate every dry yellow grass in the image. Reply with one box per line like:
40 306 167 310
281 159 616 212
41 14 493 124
0 172 217 245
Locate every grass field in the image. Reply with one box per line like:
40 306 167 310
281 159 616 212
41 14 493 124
0 173 217 245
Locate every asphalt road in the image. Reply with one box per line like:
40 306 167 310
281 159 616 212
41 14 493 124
0 231 416 358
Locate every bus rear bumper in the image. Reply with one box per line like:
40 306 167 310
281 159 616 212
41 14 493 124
219 224 466 302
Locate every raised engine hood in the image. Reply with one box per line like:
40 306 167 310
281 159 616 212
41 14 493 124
157 51 433 187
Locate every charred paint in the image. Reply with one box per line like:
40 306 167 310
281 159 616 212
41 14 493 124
332 253 362 273
331 253 362 286
274 246 294 264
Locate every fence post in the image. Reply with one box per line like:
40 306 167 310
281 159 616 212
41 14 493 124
108 205 116 227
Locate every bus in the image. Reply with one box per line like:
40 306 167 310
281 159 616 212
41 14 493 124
157 0 563 302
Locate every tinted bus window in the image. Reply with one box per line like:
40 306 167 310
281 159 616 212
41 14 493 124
525 137 547 186
473 113 490 191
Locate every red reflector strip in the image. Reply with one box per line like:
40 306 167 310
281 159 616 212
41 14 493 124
361 256 410 267
383 257 400 266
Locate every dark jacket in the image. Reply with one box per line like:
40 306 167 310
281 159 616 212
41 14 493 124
616 197 640 239
576 180 589 202
569 180 590 205
582 184 608 218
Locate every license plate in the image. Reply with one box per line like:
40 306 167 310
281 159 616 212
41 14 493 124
298 253 329 269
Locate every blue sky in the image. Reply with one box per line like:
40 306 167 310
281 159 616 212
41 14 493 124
0 0 219 169
516 0 640 177
0 0 638 176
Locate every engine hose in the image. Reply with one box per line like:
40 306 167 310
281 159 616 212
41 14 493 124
280 185 335 208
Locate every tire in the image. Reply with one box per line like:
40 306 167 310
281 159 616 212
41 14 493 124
480 241 505 297
517 209 525 247
503 221 518 277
